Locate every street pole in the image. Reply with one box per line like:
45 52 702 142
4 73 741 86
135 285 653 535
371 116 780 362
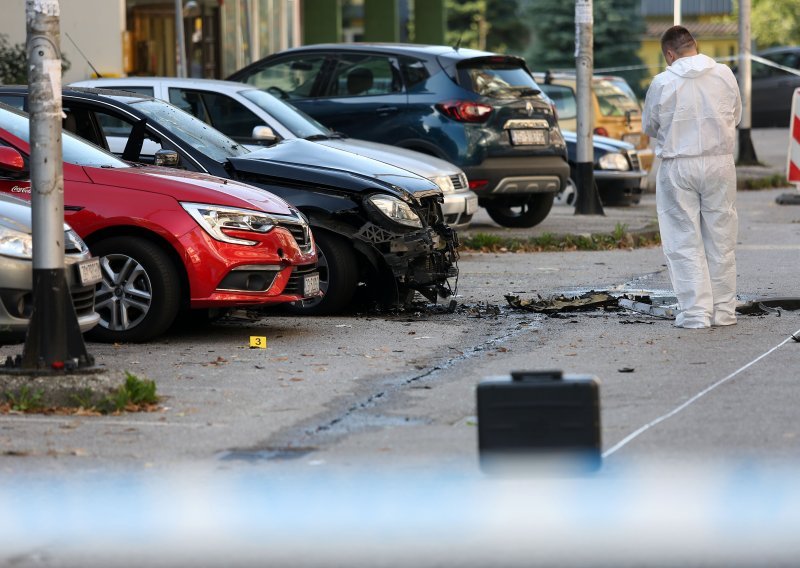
673 0 681 25
22 0 93 371
737 0 758 165
574 0 604 216
174 0 187 77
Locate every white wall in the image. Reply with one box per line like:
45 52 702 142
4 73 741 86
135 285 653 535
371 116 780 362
1 0 125 83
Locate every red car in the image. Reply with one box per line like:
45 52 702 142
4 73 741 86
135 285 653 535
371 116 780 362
0 103 319 342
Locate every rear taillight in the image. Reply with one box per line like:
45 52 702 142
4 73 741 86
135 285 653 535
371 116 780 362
436 101 493 123
594 127 609 137
550 102 559 122
468 179 489 191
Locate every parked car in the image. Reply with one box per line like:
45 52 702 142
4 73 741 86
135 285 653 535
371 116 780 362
748 46 800 127
69 77 478 230
533 72 654 172
226 44 570 228
0 192 100 344
0 87 458 315
0 103 318 342
557 131 646 207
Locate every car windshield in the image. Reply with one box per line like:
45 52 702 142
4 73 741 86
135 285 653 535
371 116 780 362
121 97 251 162
240 88 331 139
458 60 541 99
593 79 640 117
0 104 130 169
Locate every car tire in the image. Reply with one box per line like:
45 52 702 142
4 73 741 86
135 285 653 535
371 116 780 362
87 237 181 343
485 193 556 228
286 231 358 315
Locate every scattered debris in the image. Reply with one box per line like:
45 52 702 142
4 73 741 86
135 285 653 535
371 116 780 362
792 334 800 343
618 368 635 373
618 298 677 319
736 298 800 316
506 291 617 314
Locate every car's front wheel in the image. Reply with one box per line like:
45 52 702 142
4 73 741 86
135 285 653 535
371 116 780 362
485 193 555 228
286 231 358 315
87 237 181 343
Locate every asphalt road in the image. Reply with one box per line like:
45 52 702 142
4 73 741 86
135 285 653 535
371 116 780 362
1 133 799 566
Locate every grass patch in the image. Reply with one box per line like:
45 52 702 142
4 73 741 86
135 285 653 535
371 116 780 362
740 174 789 190
2 371 159 415
95 372 159 414
3 386 44 412
461 222 660 253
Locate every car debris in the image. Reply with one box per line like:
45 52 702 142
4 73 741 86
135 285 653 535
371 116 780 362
617 298 677 319
735 298 800 316
505 292 618 314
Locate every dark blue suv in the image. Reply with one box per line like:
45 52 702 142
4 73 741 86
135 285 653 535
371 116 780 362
228 44 570 228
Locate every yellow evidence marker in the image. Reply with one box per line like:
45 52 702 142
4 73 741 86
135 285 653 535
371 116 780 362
249 336 267 349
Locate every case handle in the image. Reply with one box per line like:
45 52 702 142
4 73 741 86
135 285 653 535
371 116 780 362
511 370 564 382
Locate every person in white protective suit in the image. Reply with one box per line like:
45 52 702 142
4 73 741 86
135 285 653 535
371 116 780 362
642 25 742 329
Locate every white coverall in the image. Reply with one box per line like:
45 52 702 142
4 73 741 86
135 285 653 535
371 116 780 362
643 53 742 328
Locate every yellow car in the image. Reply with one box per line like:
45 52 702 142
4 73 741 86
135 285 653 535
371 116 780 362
534 72 654 172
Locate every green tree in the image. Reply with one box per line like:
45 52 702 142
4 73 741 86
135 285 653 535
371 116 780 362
445 0 527 53
522 0 647 95
752 0 800 48
0 34 71 85
446 0 489 50
0 35 28 85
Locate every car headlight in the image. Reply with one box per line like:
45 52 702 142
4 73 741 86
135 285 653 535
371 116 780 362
0 223 33 259
64 227 89 254
366 195 422 228
430 175 455 194
181 202 277 245
597 152 630 171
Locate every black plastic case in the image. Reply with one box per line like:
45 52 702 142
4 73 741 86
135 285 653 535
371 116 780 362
477 370 601 472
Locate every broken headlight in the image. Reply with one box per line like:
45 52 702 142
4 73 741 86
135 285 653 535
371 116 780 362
597 152 630 171
366 195 422 228
181 202 276 246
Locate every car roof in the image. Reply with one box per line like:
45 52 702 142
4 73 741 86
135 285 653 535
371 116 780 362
72 76 260 94
273 42 495 58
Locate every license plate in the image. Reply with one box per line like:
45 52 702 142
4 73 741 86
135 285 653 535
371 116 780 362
77 257 102 286
623 133 641 147
465 195 478 215
509 129 547 145
303 273 320 297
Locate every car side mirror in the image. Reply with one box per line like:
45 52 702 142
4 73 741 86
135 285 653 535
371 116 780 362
154 149 179 167
0 146 25 173
252 125 277 144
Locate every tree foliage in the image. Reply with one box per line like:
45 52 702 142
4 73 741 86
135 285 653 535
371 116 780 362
445 0 528 54
0 34 70 85
522 0 647 95
752 0 800 48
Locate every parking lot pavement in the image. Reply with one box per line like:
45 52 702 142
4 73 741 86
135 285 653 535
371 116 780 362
1 187 799 568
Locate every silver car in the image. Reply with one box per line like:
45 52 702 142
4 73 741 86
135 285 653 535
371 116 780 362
71 77 478 229
0 193 100 344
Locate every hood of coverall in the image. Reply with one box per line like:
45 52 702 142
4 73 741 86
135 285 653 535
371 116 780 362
667 53 717 79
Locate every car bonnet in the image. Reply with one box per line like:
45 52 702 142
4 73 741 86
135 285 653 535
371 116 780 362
81 165 295 215
315 138 462 179
237 139 442 200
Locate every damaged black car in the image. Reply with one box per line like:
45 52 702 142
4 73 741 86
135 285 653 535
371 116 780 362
0 87 458 314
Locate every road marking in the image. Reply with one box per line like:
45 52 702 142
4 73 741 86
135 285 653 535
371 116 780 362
738 244 800 250
602 325 800 459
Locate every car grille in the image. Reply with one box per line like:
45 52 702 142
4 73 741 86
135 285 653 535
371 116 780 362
283 264 318 296
627 150 641 171
450 173 468 191
71 285 96 316
277 220 313 253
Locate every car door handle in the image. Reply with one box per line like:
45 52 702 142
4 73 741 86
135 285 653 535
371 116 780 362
65 205 84 212
376 106 398 115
